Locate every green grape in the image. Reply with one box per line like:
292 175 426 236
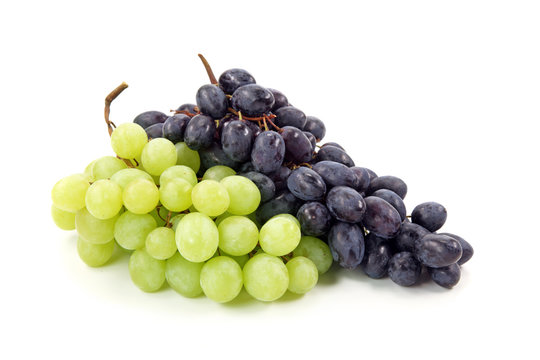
91 156 128 180
200 256 243 303
51 205 76 230
170 214 186 231
160 165 197 187
292 236 333 275
191 180 230 217
77 237 115 267
110 168 154 189
202 165 236 181
141 138 177 176
214 211 233 226
218 216 258 256
259 217 301 256
220 176 260 215
165 252 203 297
159 178 193 212
129 249 166 292
270 214 300 229
83 160 96 182
75 208 119 244
243 253 289 302
286 256 318 294
175 142 200 173
146 227 177 260
110 122 148 159
85 179 123 220
114 211 156 250
51 174 90 212
219 250 249 268
176 212 218 262
123 179 159 214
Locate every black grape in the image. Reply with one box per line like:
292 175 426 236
350 167 371 195
163 114 190 143
133 111 168 129
439 233 474 265
273 106 307 129
268 88 288 111
312 161 356 188
196 84 228 119
251 131 285 174
411 202 447 232
326 186 366 223
414 234 462 268
286 167 326 201
321 142 344 150
244 120 262 138
316 145 355 167
328 222 365 269
371 189 407 221
362 235 393 279
218 68 256 95
184 114 216 151
363 167 378 182
388 252 422 286
368 175 407 199
281 126 313 164
176 103 198 115
198 142 240 174
395 222 430 253
145 123 164 139
363 196 402 239
256 190 302 224
241 171 275 203
296 202 332 237
221 120 253 162
231 84 274 116
238 161 256 173
268 166 292 191
303 131 317 151
303 116 326 140
429 263 461 289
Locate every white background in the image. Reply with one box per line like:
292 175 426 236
1 1 539 359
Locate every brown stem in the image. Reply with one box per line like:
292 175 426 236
104 82 128 137
198 54 218 85
165 211 173 228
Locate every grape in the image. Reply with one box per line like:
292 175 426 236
328 222 365 269
51 174 90 212
219 68 256 94
303 131 317 151
363 196 402 239
91 156 128 180
281 126 313 164
371 189 407 221
165 252 204 297
110 168 154 189
362 235 392 279
51 205 76 230
350 167 371 194
177 103 197 114
439 233 474 265
303 116 326 140
110 123 149 159
388 252 422 286
202 165 236 181
141 138 177 176
199 142 241 173
273 106 307 129
77 237 115 267
114 211 157 250
411 202 447 232
267 166 291 191
429 263 461 289
251 131 285 174
221 120 253 162
184 114 217 151
145 123 164 139
85 179 123 220
269 214 300 229
316 145 354 167
292 236 333 275
312 161 356 188
268 88 288 111
191 180 230 217
133 111 168 129
129 249 166 292
240 171 275 203
160 165 197 187
200 256 243 303
83 160 96 182
221 176 261 215
395 222 430 253
123 179 159 214
76 208 119 244
414 234 462 268
163 114 190 143
170 214 186 231
231 84 274 116
259 217 301 256
145 227 177 260
218 216 259 256
367 175 407 199
286 256 318 294
159 178 193 212
286 167 326 201
175 142 201 173
326 186 366 223
321 142 344 150
256 190 301 224
364 168 378 182
176 212 219 262
196 84 228 119
243 253 289 301
296 202 332 237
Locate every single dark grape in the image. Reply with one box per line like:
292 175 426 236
287 167 326 201
367 175 407 199
273 106 307 129
388 252 422 286
281 126 313 164
133 111 168 129
312 161 356 188
256 190 302 224
363 196 402 239
371 189 407 221
326 186 366 223
196 84 228 119
268 88 288 111
296 202 332 237
244 120 262 138
221 120 253 163
438 233 473 265
411 202 447 232
350 167 371 195
162 114 190 143
145 123 164 139
303 116 326 140
414 234 462 268
429 263 461 289
176 103 198 115
184 114 216 151
303 131 317 151
251 131 285 174
267 166 291 191
321 142 344 150
395 222 430 253
198 142 240 174
218 68 256 94
328 222 365 269
241 171 275 203
362 237 393 279
363 168 378 182
316 145 355 167
231 84 274 117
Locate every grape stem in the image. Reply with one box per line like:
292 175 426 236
198 54 218 85
104 82 128 137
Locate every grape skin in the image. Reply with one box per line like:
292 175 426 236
411 202 447 232
328 222 365 269
251 131 286 174
196 84 228 119
286 167 326 201
243 254 289 302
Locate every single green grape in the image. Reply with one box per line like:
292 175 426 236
159 178 193 212
191 180 230 217
218 216 259 256
292 236 333 275
51 174 90 212
141 138 177 176
160 165 197 187
129 249 166 292
85 179 123 220
77 237 115 267
200 256 243 303
146 227 177 260
243 253 289 302
259 217 301 256
75 208 119 244
202 166 236 181
110 122 148 159
123 179 159 214
175 142 200 173
170 214 186 231
220 176 260 215
269 214 300 229
91 156 128 180
83 160 96 182
51 205 76 230
176 212 218 262
286 256 318 294
114 211 157 250
165 252 203 297
110 168 154 189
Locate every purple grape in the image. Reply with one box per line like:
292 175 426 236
388 252 422 286
251 131 285 174
371 189 407 221
219 68 256 94
221 120 253 162
367 175 407 199
287 167 326 201
429 263 461 289
303 131 317 151
268 166 291 191
363 196 402 239
231 84 274 117
163 114 190 143
315 145 355 167
184 114 216 151
411 202 447 232
196 84 228 119
273 106 307 129
281 126 313 164
296 202 332 237
303 116 326 140
145 123 164 139
350 167 371 195
439 233 474 265
328 222 365 269
395 222 430 253
256 190 301 224
240 171 275 203
326 186 366 223
312 161 356 188
414 234 462 268
268 88 288 111
133 111 168 129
